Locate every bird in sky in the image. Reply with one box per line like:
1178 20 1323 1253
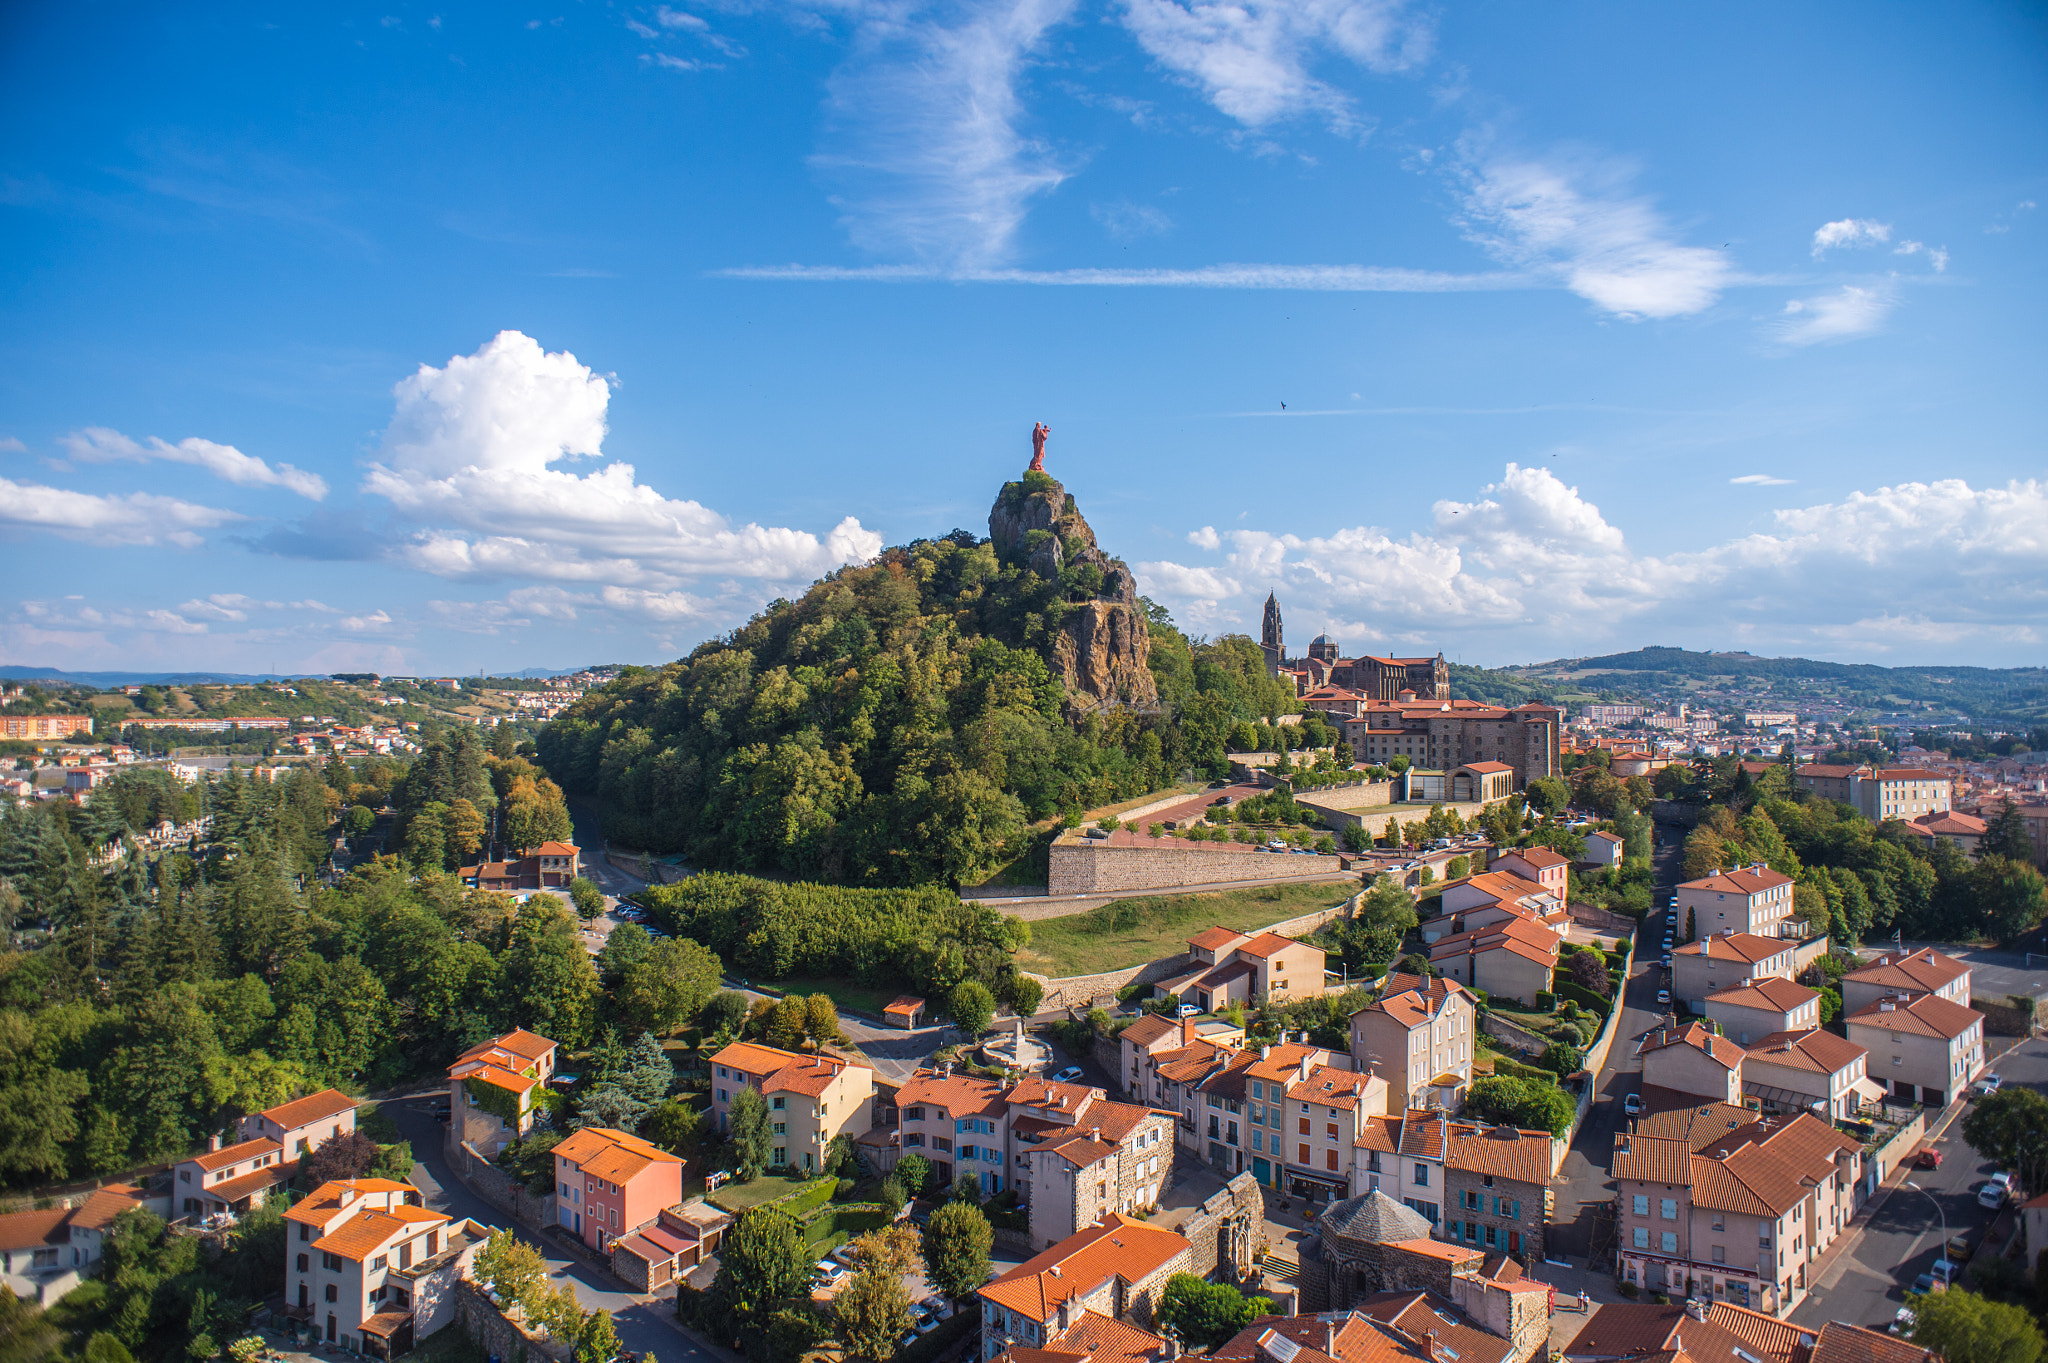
1280 401 1287 410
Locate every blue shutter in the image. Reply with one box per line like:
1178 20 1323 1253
1511 1200 1520 1219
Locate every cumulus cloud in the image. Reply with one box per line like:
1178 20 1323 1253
61 427 329 499
359 330 882 589
1770 282 1896 347
1455 156 1730 318
811 0 1077 269
1892 239 1948 272
0 475 241 547
1137 465 2048 664
1811 218 1890 256
1117 0 1430 130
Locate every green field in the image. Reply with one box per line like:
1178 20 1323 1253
707 1172 834 1213
758 976 902 1018
1014 881 1351 978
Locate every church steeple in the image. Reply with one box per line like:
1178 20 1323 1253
1260 593 1284 675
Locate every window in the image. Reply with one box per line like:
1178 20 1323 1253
772 1097 785 1110
300 1224 311 1241
1633 1227 1649 1248
1326 1150 1339 1171
1325 1123 1338 1139
906 1106 925 1121
1299 1117 1310 1135
371 1255 387 1271
715 1089 727 1103
1712 1246 1726 1264
1251 1130 1263 1152
297 1254 309 1273
1633 1195 1649 1215
1300 1144 1311 1164
325 1284 338 1302
773 1146 787 1164
1711 1215 1726 1231
1661 1232 1678 1253
1251 1081 1264 1099
1413 1165 1429 1187
773 1123 787 1136
1660 1199 1678 1221
322 1252 343 1271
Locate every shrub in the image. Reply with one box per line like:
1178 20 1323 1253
1533 991 1554 1011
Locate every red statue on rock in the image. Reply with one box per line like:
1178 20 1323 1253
1029 422 1050 473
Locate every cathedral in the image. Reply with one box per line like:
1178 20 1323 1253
1258 593 1449 701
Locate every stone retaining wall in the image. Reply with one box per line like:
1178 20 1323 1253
453 1279 571 1363
1049 841 1347 895
1027 899 1358 1011
445 1135 552 1233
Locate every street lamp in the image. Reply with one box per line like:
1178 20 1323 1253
1904 1181 1950 1284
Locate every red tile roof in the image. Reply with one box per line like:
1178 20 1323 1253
257 1088 358 1132
190 1136 284 1173
1842 947 1969 995
1679 866 1794 895
1637 1022 1743 1071
979 1216 1189 1322
1189 925 1249 952
1742 1028 1868 1077
1845 992 1982 1040
1706 978 1819 1012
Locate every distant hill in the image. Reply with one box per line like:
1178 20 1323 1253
1513 647 2048 725
0 664 586 686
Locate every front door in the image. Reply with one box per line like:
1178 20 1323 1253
1252 1158 1271 1186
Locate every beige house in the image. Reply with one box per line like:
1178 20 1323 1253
1613 1109 1862 1315
1427 872 1567 943
1349 973 1476 1113
1280 1063 1390 1203
1839 946 1971 1014
1429 918 1559 1009
1637 1022 1744 1106
240 1088 359 1165
1741 1030 1879 1121
173 1135 291 1220
1844 992 1985 1106
1162 926 1326 1009
446 1029 557 1157
706 1041 876 1174
284 1178 485 1357
1905 810 1989 857
895 1067 1013 1195
1854 767 1950 822
1675 865 1798 939
1705 978 1823 1045
1671 932 1797 1013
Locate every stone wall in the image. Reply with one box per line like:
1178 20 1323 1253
452 1279 572 1363
445 1137 553 1233
1029 899 1357 1011
1177 1172 1266 1285
1977 999 2033 1037
1049 840 1348 895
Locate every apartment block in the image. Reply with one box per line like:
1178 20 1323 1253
284 1178 483 1355
1010 1077 1176 1250
1440 1121 1554 1263
978 1215 1191 1360
1843 993 1985 1106
1674 865 1798 939
1279 1064 1390 1203
706 1042 877 1174
1670 932 1798 1014
1740 1030 1879 1121
1348 974 1476 1114
1838 947 1971 1014
1703 979 1822 1046
1613 1109 1861 1315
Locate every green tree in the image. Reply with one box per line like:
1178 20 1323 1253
1908 1286 2044 1363
345 805 377 837
1981 802 2033 862
569 878 605 920
834 1268 915 1363
0 1286 60 1363
948 980 996 1037
923 1200 992 1300
619 938 723 1035
729 1085 771 1180
1525 777 1570 818
1974 855 2048 944
1540 1041 1584 1076
403 803 449 871
803 993 843 1049
766 995 808 1051
895 1152 932 1197
444 798 488 862
573 1310 620 1363
474 1229 548 1311
641 1098 702 1156
1465 1076 1575 1140
620 1031 676 1108
1154 1273 1272 1351
706 1207 811 1346
501 898 602 1045
1566 951 1609 997
1960 1087 2048 1197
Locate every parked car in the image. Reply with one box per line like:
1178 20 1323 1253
1052 1066 1084 1083
1656 989 1671 1006
1946 1235 1971 1262
1889 1307 1915 1335
1912 1273 1946 1294
1973 1074 2003 1098
1176 1004 1201 1018
1623 1093 1644 1116
1931 1257 1958 1284
1660 953 1673 968
1914 1149 1942 1169
1977 1183 2007 1210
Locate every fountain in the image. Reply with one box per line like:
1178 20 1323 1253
980 1018 1051 1075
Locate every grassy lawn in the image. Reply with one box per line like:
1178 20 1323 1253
1014 881 1352 978
708 1172 833 1214
758 976 901 1017
1082 783 1207 821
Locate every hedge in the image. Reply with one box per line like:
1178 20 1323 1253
1533 991 1554 1011
1490 1058 1556 1082
1555 981 1611 1017
804 1204 891 1246
895 1300 981 1363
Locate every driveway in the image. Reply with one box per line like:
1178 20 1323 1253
385 1093 731 1363
1788 1033 2048 1331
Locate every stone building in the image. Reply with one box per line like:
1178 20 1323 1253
1440 1123 1554 1264
1336 701 1562 792
1011 1076 1177 1250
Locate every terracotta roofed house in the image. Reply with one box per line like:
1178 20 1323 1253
1428 918 1560 1010
285 1177 479 1355
172 1135 290 1220
1739 1029 1878 1121
1488 847 1568 896
977 1215 1193 1359
1844 992 1985 1106
1348 974 1476 1114
1839 947 1971 1013
448 1028 557 1156
1703 978 1822 1046
1670 932 1797 1014
1674 865 1799 940
552 1126 685 1252
1440 1121 1555 1263
1281 1063 1391 1204
1428 872 1566 942
1635 1023 1745 1107
1165 928 1327 1011
1009 1080 1179 1248
707 1041 877 1177
895 1065 1013 1195
240 1088 359 1163
988 1308 1174 1363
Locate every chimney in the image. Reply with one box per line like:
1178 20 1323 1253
1262 1045 1272 1060
1326 1323 1337 1354
1169 1338 1182 1360
941 1061 953 1077
209 1135 221 1153
1182 1018 1196 1046
1091 1126 1101 1143
1686 1299 1707 1322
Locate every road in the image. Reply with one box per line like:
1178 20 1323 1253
385 1092 727 1363
1789 1033 2048 1331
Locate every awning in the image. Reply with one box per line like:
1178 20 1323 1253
1851 1078 1890 1105
1742 1080 1824 1110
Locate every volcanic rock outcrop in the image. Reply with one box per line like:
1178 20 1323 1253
988 473 1160 713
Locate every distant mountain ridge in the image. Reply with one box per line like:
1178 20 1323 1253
0 664 584 686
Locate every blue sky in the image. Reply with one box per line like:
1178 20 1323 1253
2 1 2043 676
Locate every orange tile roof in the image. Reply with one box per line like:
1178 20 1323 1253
1611 1133 1694 1185
1189 925 1249 952
1742 1028 1868 1076
1356 1292 1515 1363
451 1059 540 1094
1359 976 1472 1030
1046 1310 1170 1363
1842 947 1970 994
763 1053 869 1097
1354 1115 1402 1154
1637 1021 1744 1072
1845 993 1983 1040
1234 931 1307 959
883 995 926 1016
529 841 580 855
1442 1121 1553 1184
1038 1135 1118 1168
1120 1014 1180 1047
1428 917 1559 969
258 1088 359 1131
1809 1322 1933 1363
205 1165 293 1204
1288 1066 1383 1112
1634 1102 1756 1150
897 1068 1010 1118
1706 978 1819 1012
553 1126 682 1183
709 1040 808 1076
459 1028 556 1065
190 1136 284 1173
1398 1110 1446 1160
1500 846 1568 869
314 1205 450 1262
1007 1077 1102 1112
0 1208 72 1251
979 1216 1189 1322
1676 932 1792 965
68 1184 147 1232
1679 866 1794 895
286 1179 420 1229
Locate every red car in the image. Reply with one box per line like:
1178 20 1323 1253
1915 1149 1943 1169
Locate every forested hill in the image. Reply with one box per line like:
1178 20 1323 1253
538 481 1330 887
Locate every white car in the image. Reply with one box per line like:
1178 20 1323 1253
1623 1093 1644 1115
1661 953 1673 968
1973 1074 2003 1098
1978 1182 2008 1210
1051 1066 1085 1083
1656 989 1671 1006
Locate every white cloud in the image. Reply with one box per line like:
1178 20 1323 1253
1188 524 1221 549
361 331 882 588
1455 155 1730 318
1116 0 1430 130
1730 474 1793 486
655 5 707 29
1138 465 2048 664
1811 218 1890 256
646 52 719 70
0 475 241 546
718 260 1523 289
0 437 25 454
61 426 329 499
1892 240 1948 272
1770 282 1896 347
811 0 1077 269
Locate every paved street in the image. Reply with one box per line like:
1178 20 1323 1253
1788 1031 2048 1331
385 1093 731 1363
